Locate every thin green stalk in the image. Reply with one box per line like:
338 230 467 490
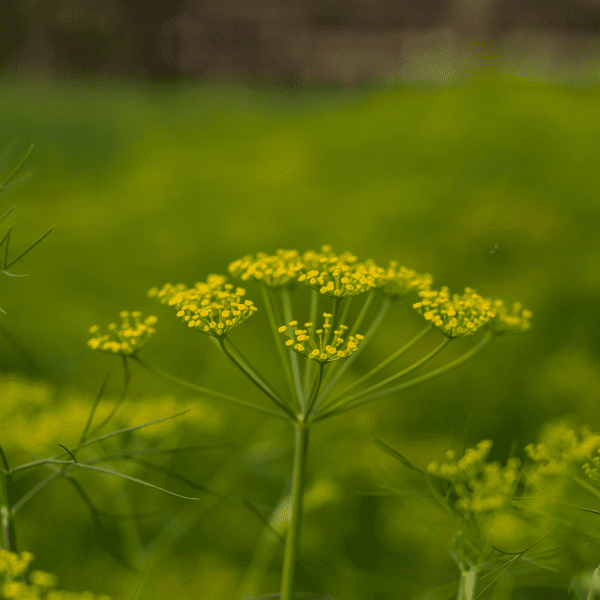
305 363 324 418
89 355 129 438
0 444 17 551
313 332 493 423
303 289 319 399
281 287 304 410
331 324 432 402
317 295 390 405
280 422 310 600
219 338 296 419
320 337 450 415
261 285 295 403
133 355 289 421
325 297 340 347
336 296 352 331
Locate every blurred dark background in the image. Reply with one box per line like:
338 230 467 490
2 0 600 84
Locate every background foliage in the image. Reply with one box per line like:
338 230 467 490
1 71 600 599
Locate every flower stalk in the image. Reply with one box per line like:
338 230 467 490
280 420 310 600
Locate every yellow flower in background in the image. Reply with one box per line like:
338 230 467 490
149 275 257 337
488 299 533 335
525 422 600 477
413 287 496 338
0 549 35 579
0 549 112 599
228 249 303 287
377 261 433 298
87 311 157 355
278 313 364 363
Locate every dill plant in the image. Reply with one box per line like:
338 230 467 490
1 148 199 600
88 245 532 599
373 421 600 599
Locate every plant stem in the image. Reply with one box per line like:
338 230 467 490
313 332 493 422
280 421 310 600
281 287 305 410
321 337 451 415
0 444 17 551
133 355 289 420
219 338 296 419
303 289 319 399
457 567 478 600
261 285 296 404
330 324 432 403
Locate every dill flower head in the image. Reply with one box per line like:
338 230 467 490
228 249 303 287
378 261 433 298
148 275 257 337
427 441 519 513
87 312 157 355
427 440 493 483
488 299 533 335
412 287 496 338
298 246 381 298
278 312 364 363
525 422 600 477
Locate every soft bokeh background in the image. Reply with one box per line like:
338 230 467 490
2 2 600 599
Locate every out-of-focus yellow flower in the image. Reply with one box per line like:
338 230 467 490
87 312 157 355
377 261 433 298
488 299 532 335
526 422 600 477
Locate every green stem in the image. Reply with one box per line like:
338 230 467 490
303 289 319 399
133 355 289 421
89 355 130 438
305 363 324 419
261 285 296 404
313 332 492 423
317 295 390 405
281 287 305 410
219 338 296 419
457 567 478 600
280 421 310 600
331 324 432 403
321 337 450 415
0 445 17 551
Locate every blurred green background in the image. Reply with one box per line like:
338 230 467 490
1 72 600 599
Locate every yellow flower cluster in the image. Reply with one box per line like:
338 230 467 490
427 440 494 483
148 275 257 337
278 313 364 363
228 246 436 301
87 312 157 355
298 246 380 298
488 300 533 335
427 441 519 513
456 458 521 513
413 287 496 338
525 422 600 477
228 250 303 287
0 550 34 579
377 261 433 298
0 550 111 600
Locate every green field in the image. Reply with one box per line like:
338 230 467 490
1 73 600 600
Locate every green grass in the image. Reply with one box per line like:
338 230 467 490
1 73 600 599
